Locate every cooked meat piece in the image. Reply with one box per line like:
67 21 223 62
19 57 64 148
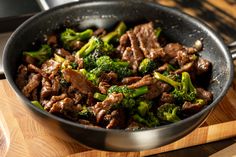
73 93 82 104
159 92 174 104
143 80 171 100
16 64 28 89
106 109 126 129
99 82 110 94
127 31 144 70
94 93 123 123
76 57 84 69
196 88 213 103
99 72 118 83
40 78 57 100
23 55 37 65
70 40 84 50
176 49 191 66
86 92 95 106
31 88 38 101
55 48 71 58
128 75 153 89
174 62 194 74
52 76 60 93
156 63 169 72
121 76 142 85
44 93 67 110
47 34 57 47
126 120 143 130
195 58 212 75
22 74 42 98
41 59 61 79
134 22 162 59
182 101 204 114
163 43 183 60
78 119 94 126
27 64 48 78
117 33 129 52
62 69 95 95
49 97 76 113
93 28 106 37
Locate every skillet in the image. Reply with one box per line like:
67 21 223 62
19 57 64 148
3 0 236 151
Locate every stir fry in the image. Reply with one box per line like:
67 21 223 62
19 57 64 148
16 21 213 130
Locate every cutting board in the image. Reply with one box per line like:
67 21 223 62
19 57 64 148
1 76 236 157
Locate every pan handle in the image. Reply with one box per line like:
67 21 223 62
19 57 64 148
229 41 236 60
36 0 79 11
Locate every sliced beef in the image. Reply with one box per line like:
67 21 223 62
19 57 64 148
55 48 71 58
194 58 212 75
162 43 183 64
134 22 162 59
159 92 175 104
128 75 153 89
143 80 171 100
41 59 61 79
22 73 42 98
196 88 213 103
16 64 28 89
23 55 37 65
106 109 126 129
62 69 95 95
70 41 84 50
99 72 118 83
93 28 106 37
182 101 204 114
93 93 123 123
117 33 129 52
174 62 194 74
40 77 58 100
27 64 48 78
98 82 110 94
47 34 57 47
121 76 142 85
44 93 67 110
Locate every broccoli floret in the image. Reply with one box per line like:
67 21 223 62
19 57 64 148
121 98 136 109
60 28 93 49
138 58 157 74
23 44 52 65
133 112 159 127
102 21 127 43
107 85 148 98
76 36 114 58
154 71 200 103
157 103 181 123
77 106 93 119
93 55 132 78
79 69 99 85
137 100 152 117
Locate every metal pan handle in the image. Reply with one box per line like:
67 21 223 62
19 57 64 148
229 41 236 60
36 0 79 11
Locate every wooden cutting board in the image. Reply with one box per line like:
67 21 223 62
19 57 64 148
1 75 236 157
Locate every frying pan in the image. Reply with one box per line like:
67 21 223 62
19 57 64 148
2 0 236 151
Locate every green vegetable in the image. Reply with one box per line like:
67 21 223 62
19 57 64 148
138 58 156 74
76 36 114 58
31 101 44 110
77 106 92 118
79 69 99 85
107 85 148 98
157 103 180 123
60 28 93 49
154 27 162 38
133 112 159 127
54 53 65 63
94 92 107 101
93 55 132 78
154 71 200 103
137 101 152 117
23 44 52 65
102 21 127 43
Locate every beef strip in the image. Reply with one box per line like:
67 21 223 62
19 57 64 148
128 75 153 89
22 73 42 98
196 88 213 103
134 22 163 59
93 93 123 123
27 64 48 78
121 76 142 85
99 72 118 83
143 80 171 100
117 33 129 52
62 69 95 95
174 62 194 74
40 78 57 100
55 48 72 58
44 93 67 110
159 92 175 104
182 101 204 114
194 58 212 75
98 82 110 94
16 64 28 89
70 41 84 50
106 109 126 129
41 59 61 79
93 28 106 37
47 34 57 47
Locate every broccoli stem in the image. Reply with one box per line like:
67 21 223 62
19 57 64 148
31 101 44 110
154 72 181 89
102 21 127 43
154 27 162 38
77 37 98 57
133 86 149 97
94 92 107 101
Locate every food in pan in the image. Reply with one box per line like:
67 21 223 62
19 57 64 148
16 21 213 129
